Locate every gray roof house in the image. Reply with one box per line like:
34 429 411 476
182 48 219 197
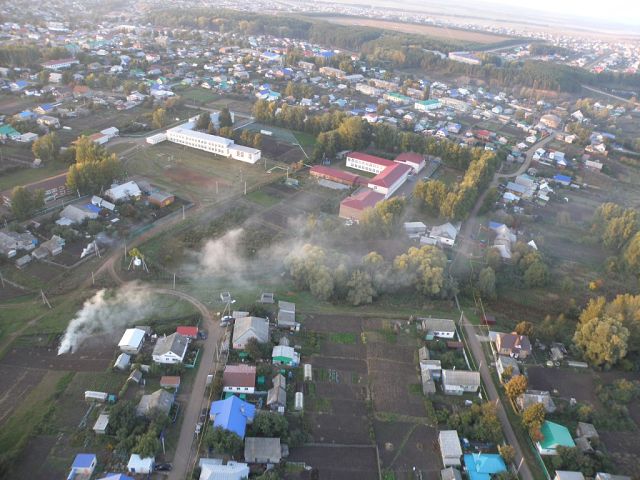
58 204 99 224
441 370 481 395
244 437 283 464
497 355 520 378
421 318 456 338
267 374 286 412
516 390 556 413
136 389 174 417
438 430 462 466
277 301 296 329
576 422 598 440
232 316 269 349
441 467 462 480
421 366 436 395
152 333 189 364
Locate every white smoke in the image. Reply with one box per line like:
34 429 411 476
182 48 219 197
57 283 155 355
196 228 245 275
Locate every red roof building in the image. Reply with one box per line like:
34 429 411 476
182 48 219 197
394 152 426 173
176 326 199 339
368 163 412 197
160 375 181 389
346 151 394 174
339 189 385 222
223 364 257 393
310 165 364 186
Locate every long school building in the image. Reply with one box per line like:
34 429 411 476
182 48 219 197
166 124 261 164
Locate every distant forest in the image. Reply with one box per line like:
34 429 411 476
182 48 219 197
147 8 640 94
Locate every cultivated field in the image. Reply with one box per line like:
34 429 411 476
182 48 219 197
289 313 442 480
315 16 509 45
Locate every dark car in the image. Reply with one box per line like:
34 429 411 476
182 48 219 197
155 463 172 472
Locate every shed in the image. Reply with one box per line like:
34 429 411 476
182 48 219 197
441 467 462 480
93 413 110 434
576 422 598 440
277 301 296 329
160 376 181 389
118 328 145 355
127 454 154 474
69 453 97 478
294 391 304 411
554 472 586 480
148 191 175 208
114 353 131 371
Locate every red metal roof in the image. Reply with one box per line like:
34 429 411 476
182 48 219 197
160 375 181 387
340 189 385 211
176 326 198 338
394 152 425 165
346 151 394 168
310 165 363 184
368 163 412 188
223 364 257 388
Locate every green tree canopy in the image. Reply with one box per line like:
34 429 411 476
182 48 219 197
573 313 629 368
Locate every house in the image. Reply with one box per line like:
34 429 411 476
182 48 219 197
68 454 97 480
42 58 79 70
438 430 462 467
0 230 38 257
395 152 426 173
536 421 576 455
553 174 572 186
277 301 297 329
594 474 631 480
244 437 283 464
441 467 462 480
441 370 481 395
114 353 131 371
463 453 507 480
267 374 286 412
415 99 441 112
554 472 586 480
223 364 256 394
517 390 556 413
176 326 198 339
496 355 520 378
495 333 532 358
105 181 142 202
209 396 256 439
128 369 143 384
136 389 174 417
152 333 189 364
58 204 99 225
127 455 154 474
421 318 456 339
272 345 300 366
118 328 146 355
93 413 110 435
160 376 181 389
427 223 459 247
198 458 250 480
405 222 427 237
367 162 412 198
232 316 269 349
37 115 61 129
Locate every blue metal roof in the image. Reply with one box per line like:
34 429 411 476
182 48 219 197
84 203 101 213
464 453 506 480
98 474 134 480
72 453 96 469
553 174 572 183
209 396 256 439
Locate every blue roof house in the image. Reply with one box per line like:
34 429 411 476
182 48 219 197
68 453 97 480
463 453 507 480
98 475 134 480
553 174 572 186
209 396 256 439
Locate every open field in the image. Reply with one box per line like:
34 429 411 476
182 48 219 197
0 94 39 115
0 161 67 191
315 16 509 45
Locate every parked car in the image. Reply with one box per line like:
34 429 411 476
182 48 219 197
195 422 203 435
155 463 172 471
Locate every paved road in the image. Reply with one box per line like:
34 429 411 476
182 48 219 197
461 315 535 480
581 85 640 107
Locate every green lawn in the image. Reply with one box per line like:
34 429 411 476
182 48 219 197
245 189 281 207
0 161 67 191
176 87 220 104
329 332 358 344
293 131 317 148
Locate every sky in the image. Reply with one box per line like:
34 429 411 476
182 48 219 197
486 0 640 25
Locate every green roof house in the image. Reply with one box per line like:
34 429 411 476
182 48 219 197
536 421 575 455
0 124 20 139
272 345 300 366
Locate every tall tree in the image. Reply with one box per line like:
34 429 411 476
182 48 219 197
11 186 44 220
219 107 233 128
32 132 61 162
573 314 629 368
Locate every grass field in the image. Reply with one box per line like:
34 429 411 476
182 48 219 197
127 142 276 201
245 189 281 207
315 16 509 45
174 87 220 104
293 131 317 148
0 161 67 192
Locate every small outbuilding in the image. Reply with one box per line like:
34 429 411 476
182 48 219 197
118 328 146 355
127 454 154 475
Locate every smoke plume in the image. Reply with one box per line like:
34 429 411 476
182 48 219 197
57 283 155 355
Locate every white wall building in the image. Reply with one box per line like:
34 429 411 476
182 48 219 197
118 328 146 355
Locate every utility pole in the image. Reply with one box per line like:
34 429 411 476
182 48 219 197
216 181 219 195
244 181 247 195
173 273 176 290
182 205 185 220
41 290 52 309
0 272 4 288
91 271 95 286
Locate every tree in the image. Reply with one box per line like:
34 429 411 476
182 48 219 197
346 270 376 306
252 411 289 438
524 260 548 287
522 403 546 433
32 132 61 162
623 232 640 274
573 314 629 368
414 179 448 214
505 375 528 401
336 116 370 150
393 245 447 297
219 107 233 128
245 337 263 361
152 107 166 129
514 321 534 337
219 126 234 139
205 427 244 457
477 267 496 300
195 112 210 130
361 197 406 238
498 444 516 465
11 186 44 220
133 430 160 458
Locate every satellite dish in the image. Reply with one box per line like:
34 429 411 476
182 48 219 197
134 257 142 267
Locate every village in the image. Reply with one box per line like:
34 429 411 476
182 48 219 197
0 2 640 480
